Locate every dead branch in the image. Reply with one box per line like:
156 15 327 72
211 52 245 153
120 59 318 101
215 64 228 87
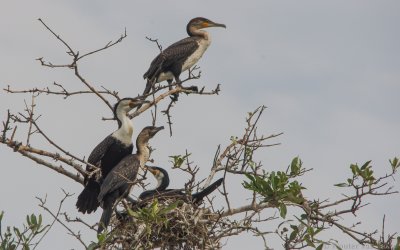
4 83 120 100
36 191 87 248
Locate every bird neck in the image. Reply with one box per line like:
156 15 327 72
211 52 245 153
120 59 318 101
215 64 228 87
112 112 133 145
187 27 209 40
136 142 150 168
156 175 169 191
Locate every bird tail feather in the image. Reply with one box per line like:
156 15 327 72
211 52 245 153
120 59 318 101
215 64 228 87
97 204 112 234
76 180 100 214
142 79 153 96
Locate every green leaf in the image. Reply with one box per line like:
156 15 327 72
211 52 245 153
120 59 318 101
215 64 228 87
316 244 324 250
333 183 348 187
36 225 49 234
97 231 107 243
279 203 287 219
314 227 323 236
394 236 400 250
13 227 22 240
304 235 315 247
270 172 276 190
360 160 371 170
390 157 400 172
306 226 314 237
168 153 191 168
159 200 180 215
290 157 301 175
38 214 42 226
26 215 30 226
30 214 37 226
87 242 98 250
244 173 255 183
289 229 297 241
350 164 358 175
230 136 238 144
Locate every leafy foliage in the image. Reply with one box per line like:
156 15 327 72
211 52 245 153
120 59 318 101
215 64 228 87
128 199 181 235
169 153 191 169
1 18 398 249
0 211 48 250
242 157 306 218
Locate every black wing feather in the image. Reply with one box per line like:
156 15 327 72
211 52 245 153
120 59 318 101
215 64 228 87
76 136 115 214
85 135 115 183
143 37 200 81
98 155 140 202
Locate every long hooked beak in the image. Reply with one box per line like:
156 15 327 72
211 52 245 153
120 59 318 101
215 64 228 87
146 166 158 176
209 21 226 29
129 99 150 108
152 126 165 135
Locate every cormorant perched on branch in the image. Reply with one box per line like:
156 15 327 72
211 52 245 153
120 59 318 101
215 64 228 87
76 98 148 214
142 17 226 96
139 166 223 204
97 126 164 234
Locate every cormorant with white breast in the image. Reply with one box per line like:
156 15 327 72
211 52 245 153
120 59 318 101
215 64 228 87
142 17 226 97
76 97 149 214
97 126 164 233
139 166 223 204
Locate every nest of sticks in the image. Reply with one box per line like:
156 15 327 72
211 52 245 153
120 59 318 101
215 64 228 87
101 196 224 250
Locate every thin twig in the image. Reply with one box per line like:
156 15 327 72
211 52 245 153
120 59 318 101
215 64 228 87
36 191 87 248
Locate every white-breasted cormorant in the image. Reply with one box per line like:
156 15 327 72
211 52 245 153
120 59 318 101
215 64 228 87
142 17 226 97
97 126 164 233
139 166 223 204
76 98 149 214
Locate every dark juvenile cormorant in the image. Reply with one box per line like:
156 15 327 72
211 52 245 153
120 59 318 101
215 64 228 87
76 97 149 214
97 126 164 233
139 166 223 204
142 17 226 96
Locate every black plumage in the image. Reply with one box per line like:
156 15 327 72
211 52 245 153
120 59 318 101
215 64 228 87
76 98 148 214
142 17 226 96
97 126 164 233
140 166 224 204
76 137 133 214
97 155 139 234
143 37 199 89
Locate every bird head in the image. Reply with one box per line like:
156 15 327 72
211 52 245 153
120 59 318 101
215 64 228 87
114 97 150 117
187 17 226 35
136 126 164 144
146 166 170 190
189 17 226 29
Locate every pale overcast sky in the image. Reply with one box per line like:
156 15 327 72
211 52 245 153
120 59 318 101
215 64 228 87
1 1 399 249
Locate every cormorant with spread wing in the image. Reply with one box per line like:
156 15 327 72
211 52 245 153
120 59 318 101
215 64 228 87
142 17 226 97
139 166 223 204
76 98 148 214
97 126 164 233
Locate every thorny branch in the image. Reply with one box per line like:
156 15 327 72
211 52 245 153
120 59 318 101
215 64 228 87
1 18 398 250
36 191 88 248
36 18 121 111
4 83 120 100
1 18 219 187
